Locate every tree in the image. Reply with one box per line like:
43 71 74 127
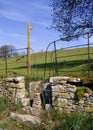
0 45 17 58
51 0 93 40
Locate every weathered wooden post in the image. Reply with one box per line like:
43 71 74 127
5 55 8 77
27 23 32 75
4 51 8 78
54 41 58 76
87 32 91 79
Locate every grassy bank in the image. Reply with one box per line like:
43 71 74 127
0 97 93 130
0 47 93 80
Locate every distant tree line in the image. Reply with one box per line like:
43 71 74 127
0 45 18 58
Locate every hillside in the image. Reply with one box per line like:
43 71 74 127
0 47 93 80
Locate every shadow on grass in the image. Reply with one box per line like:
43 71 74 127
11 59 93 71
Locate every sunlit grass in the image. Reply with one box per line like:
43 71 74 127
0 47 93 80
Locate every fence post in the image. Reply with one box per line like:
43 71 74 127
5 56 8 78
27 23 32 75
54 42 58 76
87 32 91 79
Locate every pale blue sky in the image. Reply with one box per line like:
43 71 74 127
0 0 92 52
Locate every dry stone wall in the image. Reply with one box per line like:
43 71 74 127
0 76 93 115
1 77 30 107
50 76 93 113
29 81 43 116
0 76 93 125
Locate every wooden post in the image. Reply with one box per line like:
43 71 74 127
5 56 8 78
27 23 32 75
54 42 58 76
87 32 91 79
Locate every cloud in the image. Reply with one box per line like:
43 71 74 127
0 28 26 41
0 29 27 49
0 0 51 25
0 10 28 22
34 4 50 11
30 1 50 11
33 20 51 27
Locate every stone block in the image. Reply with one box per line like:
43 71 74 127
16 83 25 89
10 112 41 124
21 98 30 107
56 98 68 107
65 84 77 92
50 76 69 84
29 81 43 93
52 85 66 92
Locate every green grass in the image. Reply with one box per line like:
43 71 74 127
0 47 93 80
0 96 93 130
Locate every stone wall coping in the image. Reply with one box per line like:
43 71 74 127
4 76 24 83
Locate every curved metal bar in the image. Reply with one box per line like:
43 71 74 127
44 38 62 80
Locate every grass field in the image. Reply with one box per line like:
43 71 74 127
0 47 93 81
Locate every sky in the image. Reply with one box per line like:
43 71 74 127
0 0 93 52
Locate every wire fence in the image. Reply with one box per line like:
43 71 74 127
44 41 93 80
0 48 27 77
0 47 45 80
0 42 93 81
